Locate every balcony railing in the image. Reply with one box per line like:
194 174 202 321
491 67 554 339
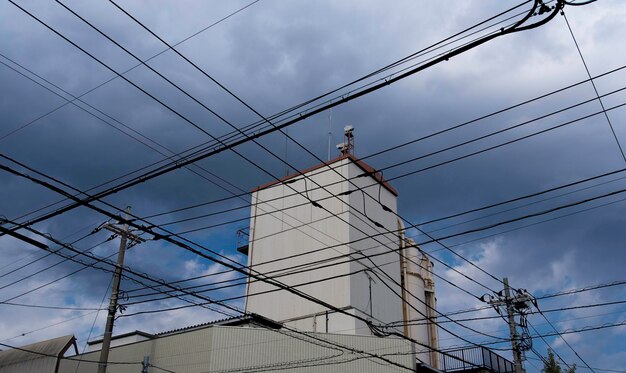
437 346 514 373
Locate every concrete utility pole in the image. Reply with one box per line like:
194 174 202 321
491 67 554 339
503 278 524 373
487 277 528 373
141 356 150 373
97 207 145 373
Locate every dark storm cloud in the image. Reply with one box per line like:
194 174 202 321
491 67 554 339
1 1 625 370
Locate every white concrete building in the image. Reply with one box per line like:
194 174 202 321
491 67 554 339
244 153 403 335
241 124 442 366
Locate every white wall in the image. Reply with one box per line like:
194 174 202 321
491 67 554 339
245 157 404 337
346 161 403 332
245 159 352 322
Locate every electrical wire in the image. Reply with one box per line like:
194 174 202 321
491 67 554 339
52 0 507 312
561 9 626 163
537 280 626 300
0 153 510 367
527 356 626 373
1 0 600 360
119 180 626 316
0 232 107 292
0 4 608 370
96 0 584 304
1 229 418 372
0 222 237 319
64 61 626 230
0 49 374 294
0 0 260 143
0 153 503 350
0 0 515 339
0 238 118 304
0 221 99 279
528 321 573 371
5 0 564 237
535 307 597 373
392 298 626 326
0 311 99 343
446 193 626 249
0 341 142 365
0 302 102 311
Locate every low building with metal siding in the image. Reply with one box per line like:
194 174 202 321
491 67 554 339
0 335 77 373
58 323 415 373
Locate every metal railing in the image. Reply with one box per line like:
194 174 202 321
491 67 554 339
438 346 514 373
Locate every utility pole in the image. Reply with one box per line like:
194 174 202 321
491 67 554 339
487 277 532 373
97 207 145 373
503 278 524 373
141 356 150 373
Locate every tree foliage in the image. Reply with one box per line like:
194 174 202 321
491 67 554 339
542 349 576 373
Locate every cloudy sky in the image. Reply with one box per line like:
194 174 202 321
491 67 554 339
1 0 625 371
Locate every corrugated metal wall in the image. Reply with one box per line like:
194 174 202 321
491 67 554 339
0 357 58 373
58 326 415 373
206 327 415 373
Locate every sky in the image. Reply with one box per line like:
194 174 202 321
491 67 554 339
0 0 625 372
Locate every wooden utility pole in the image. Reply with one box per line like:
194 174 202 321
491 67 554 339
97 207 145 373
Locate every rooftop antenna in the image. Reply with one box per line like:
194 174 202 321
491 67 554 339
336 125 355 156
327 108 332 161
284 128 289 177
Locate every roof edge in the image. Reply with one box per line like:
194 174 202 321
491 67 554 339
87 330 154 345
251 154 398 197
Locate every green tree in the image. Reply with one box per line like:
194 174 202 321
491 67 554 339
542 349 576 373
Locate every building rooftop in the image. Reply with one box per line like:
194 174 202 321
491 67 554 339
155 313 282 336
87 314 282 346
0 335 76 366
251 154 398 197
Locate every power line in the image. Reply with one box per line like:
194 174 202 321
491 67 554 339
394 298 626 326
0 311 99 343
2 0 509 338
121 181 626 308
53 0 507 312
153 104 626 232
149 76 626 229
0 221 94 278
5 0 565 237
2 0 596 360
0 222 237 320
527 356 626 373
537 280 626 300
0 152 497 346
0 155 511 365
0 52 401 307
561 9 626 163
0 0 260 143
0 232 107 292
140 182 624 310
1 2 604 370
535 307 597 373
100 0 595 305
1 227 419 372
445 193 626 250
528 321 573 371
0 221 98 279
0 341 142 366
0 302 102 311
35 60 623 231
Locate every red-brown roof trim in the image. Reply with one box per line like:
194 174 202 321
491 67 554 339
251 154 398 196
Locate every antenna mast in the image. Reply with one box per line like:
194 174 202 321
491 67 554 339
327 109 332 161
336 125 355 156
